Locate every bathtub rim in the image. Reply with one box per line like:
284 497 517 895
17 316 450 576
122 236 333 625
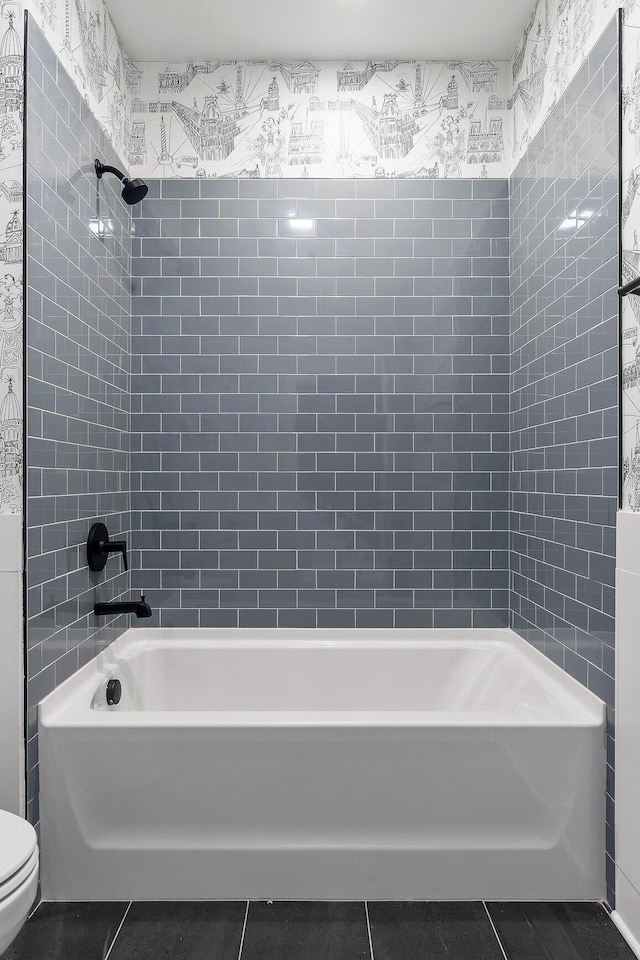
38 627 605 730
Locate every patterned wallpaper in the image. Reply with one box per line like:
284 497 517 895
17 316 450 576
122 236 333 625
510 0 627 163
125 58 512 181
0 3 23 513
26 0 135 156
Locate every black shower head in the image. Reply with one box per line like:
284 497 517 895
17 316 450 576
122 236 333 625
121 178 148 206
95 159 148 206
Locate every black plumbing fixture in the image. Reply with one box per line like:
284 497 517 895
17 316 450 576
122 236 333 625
106 678 122 705
95 159 148 206
619 276 640 297
87 522 128 572
94 593 153 619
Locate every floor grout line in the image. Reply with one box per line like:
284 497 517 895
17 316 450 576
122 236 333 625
483 902 509 960
364 901 375 960
236 900 250 960
103 901 131 960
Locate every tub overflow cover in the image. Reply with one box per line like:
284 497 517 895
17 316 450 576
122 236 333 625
106 678 122 706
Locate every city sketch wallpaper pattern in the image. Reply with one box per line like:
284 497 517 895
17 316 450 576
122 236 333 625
127 59 512 180
0 3 23 514
0 0 636 513
509 0 627 160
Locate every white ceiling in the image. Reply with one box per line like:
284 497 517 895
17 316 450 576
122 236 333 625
106 0 534 62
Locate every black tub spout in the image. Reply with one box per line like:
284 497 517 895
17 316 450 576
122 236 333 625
94 593 152 619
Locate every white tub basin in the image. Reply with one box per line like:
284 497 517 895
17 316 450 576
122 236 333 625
39 627 605 901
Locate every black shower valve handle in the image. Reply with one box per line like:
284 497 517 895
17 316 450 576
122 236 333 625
101 539 128 571
87 522 129 572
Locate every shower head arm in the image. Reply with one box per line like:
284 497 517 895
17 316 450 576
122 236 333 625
95 160 129 184
94 158 148 206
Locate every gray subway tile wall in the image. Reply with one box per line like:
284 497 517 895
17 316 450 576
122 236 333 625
131 178 511 628
25 17 133 823
509 17 619 901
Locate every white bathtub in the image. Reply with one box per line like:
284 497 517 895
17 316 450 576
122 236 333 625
39 628 605 901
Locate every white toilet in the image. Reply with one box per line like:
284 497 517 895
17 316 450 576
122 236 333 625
0 810 38 955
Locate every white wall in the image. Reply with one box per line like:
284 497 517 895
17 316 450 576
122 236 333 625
0 513 23 814
613 511 640 954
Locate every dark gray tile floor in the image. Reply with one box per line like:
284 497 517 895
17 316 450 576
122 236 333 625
1 902 128 960
369 901 505 959
486 902 638 960
1 900 635 960
242 902 370 960
108 901 247 960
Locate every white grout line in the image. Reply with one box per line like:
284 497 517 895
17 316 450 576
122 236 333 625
236 900 250 960
104 901 131 960
482 902 509 960
364 901 375 960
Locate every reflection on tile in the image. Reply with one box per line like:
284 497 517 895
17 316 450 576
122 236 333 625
486 902 637 960
241 901 370 960
2 902 128 960
368 901 504 960
107 901 246 960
